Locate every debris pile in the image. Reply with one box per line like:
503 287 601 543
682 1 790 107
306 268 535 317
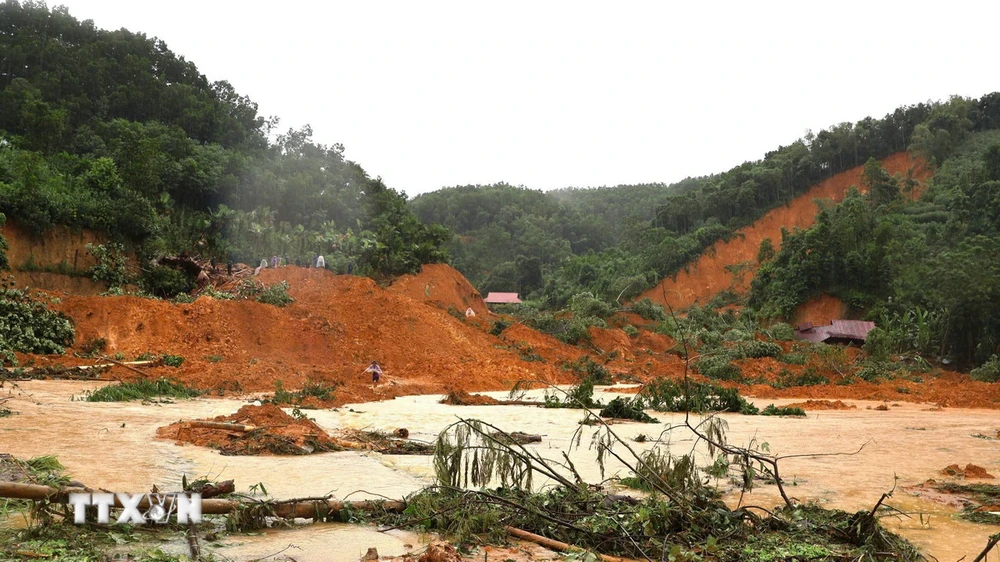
157 404 434 456
157 404 342 456
941 464 996 479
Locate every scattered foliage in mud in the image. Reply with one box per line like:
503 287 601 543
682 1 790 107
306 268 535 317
264 379 339 405
372 417 922 560
641 377 759 415
598 396 658 423
161 353 185 367
85 377 201 402
760 404 807 417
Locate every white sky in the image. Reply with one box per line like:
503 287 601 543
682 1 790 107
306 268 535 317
51 1 1000 196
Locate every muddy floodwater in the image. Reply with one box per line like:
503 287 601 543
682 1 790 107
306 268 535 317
2 381 999 560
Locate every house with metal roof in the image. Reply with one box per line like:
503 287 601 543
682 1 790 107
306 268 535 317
795 319 876 344
484 292 522 305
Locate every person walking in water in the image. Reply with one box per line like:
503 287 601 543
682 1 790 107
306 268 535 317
364 361 384 390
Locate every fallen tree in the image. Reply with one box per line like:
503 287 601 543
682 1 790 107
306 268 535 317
0 481 404 520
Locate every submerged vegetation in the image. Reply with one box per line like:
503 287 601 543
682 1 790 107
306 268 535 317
84 377 202 402
372 416 924 560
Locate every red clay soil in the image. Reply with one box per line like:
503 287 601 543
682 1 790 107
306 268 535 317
51 265 576 405
639 152 931 310
587 326 634 360
439 389 501 405
2 220 108 294
500 323 584 366
156 404 339 455
785 399 856 410
742 368 1000 409
793 294 849 327
387 263 491 319
940 464 996 479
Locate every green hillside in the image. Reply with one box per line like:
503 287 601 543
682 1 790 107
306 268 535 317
0 0 447 291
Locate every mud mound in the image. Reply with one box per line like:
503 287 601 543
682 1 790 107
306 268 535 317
640 153 931 309
53 268 575 404
793 294 850 327
440 389 501 405
785 399 856 410
500 322 583 365
941 464 995 479
157 404 341 456
388 264 490 317
587 326 633 360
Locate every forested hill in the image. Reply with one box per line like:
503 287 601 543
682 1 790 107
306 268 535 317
0 0 448 292
412 94 1000 309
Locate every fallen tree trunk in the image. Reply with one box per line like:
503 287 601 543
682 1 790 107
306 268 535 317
505 526 636 562
0 482 405 520
1 360 155 380
192 479 235 499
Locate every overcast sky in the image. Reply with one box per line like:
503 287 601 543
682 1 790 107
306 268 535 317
52 1 1000 196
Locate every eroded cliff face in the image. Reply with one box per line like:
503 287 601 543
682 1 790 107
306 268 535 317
1 220 107 294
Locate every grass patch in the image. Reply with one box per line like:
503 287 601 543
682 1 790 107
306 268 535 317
85 378 202 402
161 354 185 367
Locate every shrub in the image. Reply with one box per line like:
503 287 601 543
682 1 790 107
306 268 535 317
489 319 510 336
776 366 829 388
733 340 783 359
778 352 807 365
695 354 742 382
200 285 235 300
723 329 752 342
764 322 796 341
568 292 615 319
760 404 806 417
862 327 892 363
629 298 665 321
622 324 639 337
599 396 659 423
257 281 294 307
566 356 613 385
856 361 892 382
971 355 1000 382
545 376 600 409
142 265 194 298
86 243 132 289
642 378 758 414
161 354 185 367
0 278 75 365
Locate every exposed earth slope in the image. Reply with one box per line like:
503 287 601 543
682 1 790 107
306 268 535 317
640 152 930 309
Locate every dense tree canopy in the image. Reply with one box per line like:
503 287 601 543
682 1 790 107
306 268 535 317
750 130 1000 366
0 0 448 278
412 93 1000 310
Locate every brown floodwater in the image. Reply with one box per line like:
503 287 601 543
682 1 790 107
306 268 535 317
2 381 998 560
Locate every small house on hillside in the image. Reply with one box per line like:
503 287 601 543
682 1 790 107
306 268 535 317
484 292 522 305
795 319 875 345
